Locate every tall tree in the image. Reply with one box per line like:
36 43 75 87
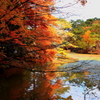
0 0 61 71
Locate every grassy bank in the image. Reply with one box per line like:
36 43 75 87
68 52 100 61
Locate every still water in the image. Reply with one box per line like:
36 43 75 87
0 58 100 100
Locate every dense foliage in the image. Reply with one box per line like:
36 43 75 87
0 0 62 71
70 18 100 54
0 0 89 72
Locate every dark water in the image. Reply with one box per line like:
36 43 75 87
0 60 100 100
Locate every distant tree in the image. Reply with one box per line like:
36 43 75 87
71 18 100 53
71 19 86 29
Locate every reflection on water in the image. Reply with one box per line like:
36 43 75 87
58 60 100 100
0 60 100 100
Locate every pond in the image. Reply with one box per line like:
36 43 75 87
0 53 100 100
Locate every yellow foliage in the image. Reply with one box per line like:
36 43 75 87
56 19 72 29
57 48 69 58
65 32 74 37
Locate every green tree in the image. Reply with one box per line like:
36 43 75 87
71 18 100 53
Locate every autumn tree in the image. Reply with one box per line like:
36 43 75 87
0 0 61 72
0 0 28 70
55 18 74 58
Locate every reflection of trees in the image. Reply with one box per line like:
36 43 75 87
26 63 71 100
0 61 77 100
1 60 100 100
0 63 65 100
60 71 100 100
0 70 31 100
30 72 60 100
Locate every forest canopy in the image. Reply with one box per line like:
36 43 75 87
70 18 100 54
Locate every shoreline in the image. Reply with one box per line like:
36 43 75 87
68 52 100 61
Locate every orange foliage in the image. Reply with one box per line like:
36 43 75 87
0 0 61 69
82 30 91 41
93 20 100 24
83 26 90 30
